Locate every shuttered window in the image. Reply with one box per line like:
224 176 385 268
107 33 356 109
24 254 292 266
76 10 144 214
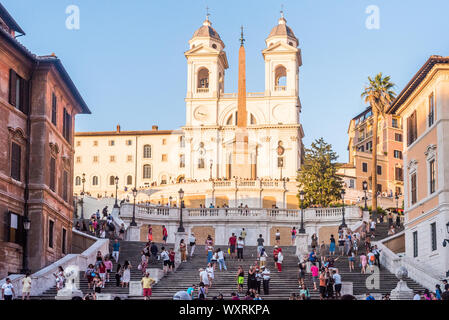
431 223 437 251
50 157 56 192
9 69 29 114
11 142 21 181
63 170 68 201
413 231 418 257
63 108 72 143
48 220 54 248
407 111 417 146
62 228 67 254
51 93 57 125
5 212 23 245
411 173 417 205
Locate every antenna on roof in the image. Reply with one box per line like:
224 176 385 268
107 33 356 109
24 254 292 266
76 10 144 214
206 6 210 20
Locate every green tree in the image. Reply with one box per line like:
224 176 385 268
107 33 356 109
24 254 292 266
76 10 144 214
296 138 343 208
361 73 396 215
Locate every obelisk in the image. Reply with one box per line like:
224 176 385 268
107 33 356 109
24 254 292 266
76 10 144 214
232 26 252 179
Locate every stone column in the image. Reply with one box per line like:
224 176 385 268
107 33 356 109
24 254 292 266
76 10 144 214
174 231 188 270
362 210 370 223
126 225 141 241
390 267 414 300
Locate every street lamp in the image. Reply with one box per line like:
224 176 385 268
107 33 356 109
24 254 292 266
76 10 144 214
209 159 213 180
114 176 119 208
395 193 399 213
178 188 185 232
340 189 347 228
443 222 449 248
20 216 31 274
130 187 138 227
362 180 368 211
80 173 86 219
169 196 173 207
298 190 305 233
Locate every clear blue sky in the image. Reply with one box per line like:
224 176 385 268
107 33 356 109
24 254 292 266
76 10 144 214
4 0 449 162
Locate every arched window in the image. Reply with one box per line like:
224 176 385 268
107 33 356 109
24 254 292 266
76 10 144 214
226 114 234 125
92 176 99 186
143 145 151 158
197 68 209 92
75 176 81 186
179 136 185 148
127 175 132 185
109 176 115 185
161 175 167 185
250 113 256 125
274 65 287 91
143 165 151 179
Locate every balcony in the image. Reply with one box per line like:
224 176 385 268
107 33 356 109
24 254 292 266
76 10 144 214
274 85 287 91
197 88 209 93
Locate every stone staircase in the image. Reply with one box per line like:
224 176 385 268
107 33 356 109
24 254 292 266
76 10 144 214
28 235 423 300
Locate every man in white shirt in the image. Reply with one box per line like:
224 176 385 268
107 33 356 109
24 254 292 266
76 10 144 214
188 233 196 257
1 278 15 300
332 270 342 298
161 247 170 274
199 268 210 293
261 266 270 295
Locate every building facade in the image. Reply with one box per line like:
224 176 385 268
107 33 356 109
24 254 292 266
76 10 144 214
345 107 404 198
0 4 89 278
74 14 304 209
388 55 449 277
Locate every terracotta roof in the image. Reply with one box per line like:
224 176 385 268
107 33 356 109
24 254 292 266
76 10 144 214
337 163 355 169
268 17 296 39
75 129 183 137
0 3 25 35
388 55 449 114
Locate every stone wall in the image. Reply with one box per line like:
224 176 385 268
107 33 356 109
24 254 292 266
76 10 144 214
0 242 22 278
71 230 96 254
191 226 215 245
383 233 405 253
269 226 292 246
318 226 339 246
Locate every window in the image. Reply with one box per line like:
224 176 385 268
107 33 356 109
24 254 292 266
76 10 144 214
161 175 167 185
180 154 185 168
75 176 81 186
76 156 81 163
143 145 152 158
93 156 98 163
394 150 403 159
197 68 209 90
411 172 417 205
162 139 166 145
76 141 81 147
278 157 284 168
126 140 132 146
10 142 21 181
6 212 23 245
62 228 67 254
274 65 287 90
198 158 205 169
358 146 364 152
110 155 116 162
413 231 418 257
428 93 435 127
93 141 98 146
395 167 403 181
366 141 372 151
9 69 29 114
377 165 382 175
349 179 355 188
431 222 437 251
108 140 115 146
162 154 167 162
377 184 382 193
50 157 56 192
51 93 57 125
395 133 403 142
48 220 54 248
407 111 417 146
126 175 132 185
179 136 185 148
392 118 399 128
92 176 99 186
143 165 151 179
362 162 368 173
429 159 436 194
63 170 68 201
109 176 115 185
127 155 132 162
62 108 72 142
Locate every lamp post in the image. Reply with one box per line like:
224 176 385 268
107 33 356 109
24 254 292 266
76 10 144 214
298 190 305 233
20 216 31 274
130 187 137 227
395 192 399 213
169 196 173 207
209 159 213 180
178 188 185 232
114 176 119 208
340 189 347 228
362 180 368 211
80 173 86 220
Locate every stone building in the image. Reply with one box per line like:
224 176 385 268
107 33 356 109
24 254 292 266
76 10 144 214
387 55 449 277
74 13 304 208
0 4 90 278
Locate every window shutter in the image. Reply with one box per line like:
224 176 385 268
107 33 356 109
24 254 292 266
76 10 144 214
11 142 21 181
52 93 57 125
20 78 29 114
50 157 56 191
9 69 17 106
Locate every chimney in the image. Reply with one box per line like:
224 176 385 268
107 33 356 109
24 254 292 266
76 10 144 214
152 125 158 131
116 124 121 133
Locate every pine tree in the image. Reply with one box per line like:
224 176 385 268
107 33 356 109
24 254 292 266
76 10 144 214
297 138 343 208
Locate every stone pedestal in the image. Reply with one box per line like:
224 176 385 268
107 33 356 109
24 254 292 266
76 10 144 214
362 210 370 223
126 225 140 241
129 281 142 296
145 268 164 283
390 266 414 300
295 233 309 260
174 231 188 269
341 282 353 296
96 293 112 300
54 287 83 300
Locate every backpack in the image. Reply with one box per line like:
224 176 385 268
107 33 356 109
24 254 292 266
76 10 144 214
370 254 375 262
199 287 206 300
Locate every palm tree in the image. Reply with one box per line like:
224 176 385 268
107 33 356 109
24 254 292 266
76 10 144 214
361 73 396 219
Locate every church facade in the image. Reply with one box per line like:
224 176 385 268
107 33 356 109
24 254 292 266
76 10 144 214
74 14 305 209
